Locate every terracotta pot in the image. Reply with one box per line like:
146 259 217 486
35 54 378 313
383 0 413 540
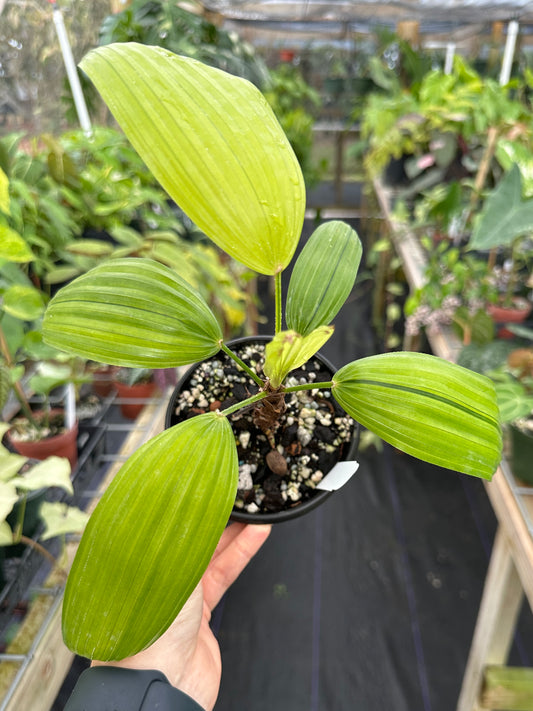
114 380 157 420
8 411 78 470
91 365 119 398
165 336 359 524
279 49 295 62
488 298 532 338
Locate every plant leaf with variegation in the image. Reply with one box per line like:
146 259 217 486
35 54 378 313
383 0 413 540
80 43 305 275
0 226 33 263
43 258 222 367
2 285 45 321
62 412 238 660
286 221 362 336
332 352 501 479
264 327 334 388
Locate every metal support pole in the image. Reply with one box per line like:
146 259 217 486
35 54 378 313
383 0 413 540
50 2 92 135
500 20 519 86
444 43 456 74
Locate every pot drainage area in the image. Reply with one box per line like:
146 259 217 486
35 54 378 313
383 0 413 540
50 208 533 711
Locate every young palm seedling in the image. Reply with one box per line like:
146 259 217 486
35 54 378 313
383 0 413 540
42 43 502 662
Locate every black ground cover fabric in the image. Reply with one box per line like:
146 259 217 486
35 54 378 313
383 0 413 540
53 202 533 711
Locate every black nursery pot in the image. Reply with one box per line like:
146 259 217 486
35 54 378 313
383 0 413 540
165 336 359 524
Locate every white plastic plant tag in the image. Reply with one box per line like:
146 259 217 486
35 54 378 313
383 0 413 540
316 461 359 491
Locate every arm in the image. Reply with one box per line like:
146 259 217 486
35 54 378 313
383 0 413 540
64 667 204 711
64 523 271 711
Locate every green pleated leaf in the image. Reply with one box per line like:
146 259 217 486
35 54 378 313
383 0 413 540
264 327 333 388
332 352 502 480
43 258 222 367
80 43 305 275
286 221 362 336
62 412 238 660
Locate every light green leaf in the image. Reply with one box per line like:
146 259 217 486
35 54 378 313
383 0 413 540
62 412 238 660
80 43 305 275
44 266 82 285
264 327 334 388
0 226 34 263
39 502 89 541
0 167 9 215
2 284 45 320
496 139 533 197
66 240 114 257
286 221 362 336
12 456 72 494
0 453 28 482
0 482 19 523
469 164 533 250
332 352 502 479
43 258 223 367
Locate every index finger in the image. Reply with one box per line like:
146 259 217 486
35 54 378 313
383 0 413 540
202 523 271 611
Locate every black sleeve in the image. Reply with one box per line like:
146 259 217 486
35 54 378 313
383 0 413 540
63 666 205 711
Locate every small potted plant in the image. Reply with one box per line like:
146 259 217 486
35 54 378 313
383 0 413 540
42 44 502 663
0 286 83 469
113 367 157 420
0 424 88 571
468 163 533 331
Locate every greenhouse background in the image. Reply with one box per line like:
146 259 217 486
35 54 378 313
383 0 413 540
1 1 533 710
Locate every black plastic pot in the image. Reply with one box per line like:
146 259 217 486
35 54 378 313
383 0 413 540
165 336 359 524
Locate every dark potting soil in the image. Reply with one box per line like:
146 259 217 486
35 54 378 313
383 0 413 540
167 342 355 515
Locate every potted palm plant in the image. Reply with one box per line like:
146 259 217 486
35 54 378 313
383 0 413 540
41 43 502 663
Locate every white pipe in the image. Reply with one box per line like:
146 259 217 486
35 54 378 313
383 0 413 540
64 383 77 430
500 20 519 86
444 43 455 75
52 6 92 135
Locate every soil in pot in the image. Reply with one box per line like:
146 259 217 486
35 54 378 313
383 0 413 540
166 338 357 523
7 410 78 470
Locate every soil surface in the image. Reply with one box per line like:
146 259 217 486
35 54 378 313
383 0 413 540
167 342 355 515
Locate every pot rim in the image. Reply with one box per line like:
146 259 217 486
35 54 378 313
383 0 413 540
165 335 358 524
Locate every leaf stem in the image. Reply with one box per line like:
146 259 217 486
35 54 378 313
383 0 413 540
18 535 68 579
275 271 282 334
219 342 264 387
0 324 37 426
284 381 333 393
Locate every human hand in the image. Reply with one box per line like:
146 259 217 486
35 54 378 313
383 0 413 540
92 522 271 710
